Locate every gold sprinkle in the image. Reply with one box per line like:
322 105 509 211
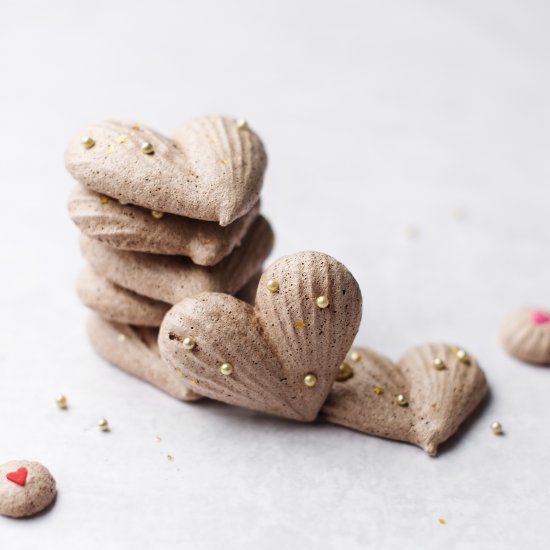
117 333 126 343
201 239 211 245
373 386 384 395
237 119 248 130
439 518 446 525
350 351 361 362
266 278 280 293
316 295 330 309
106 145 114 154
151 210 164 219
99 195 109 204
404 225 419 239
456 349 471 364
190 379 199 385
449 346 458 353
131 123 141 130
141 142 154 155
304 373 317 387
452 207 467 222
433 357 446 370
182 337 196 350
167 454 174 461
491 421 503 435
396 394 408 406
220 362 234 376
98 418 109 432
55 395 68 409
174 368 184 378
81 136 95 149
431 403 439 410
220 159 228 165
295 319 305 329
336 362 354 382
117 134 128 144
154 436 162 443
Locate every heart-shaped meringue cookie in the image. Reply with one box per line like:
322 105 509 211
158 252 362 421
80 215 273 305
68 185 260 264
65 115 267 226
322 344 488 456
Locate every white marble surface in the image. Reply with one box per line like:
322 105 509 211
1 1 549 548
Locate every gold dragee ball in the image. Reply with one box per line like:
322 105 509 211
182 337 196 350
336 362 354 382
350 351 361 362
151 210 164 219
304 373 317 387
81 136 95 149
457 349 470 363
396 394 408 406
433 357 446 370
316 295 330 309
220 362 234 376
141 141 155 155
98 418 110 432
237 119 248 130
491 421 503 435
55 394 68 409
266 278 280 293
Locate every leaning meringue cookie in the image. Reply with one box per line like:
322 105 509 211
501 307 550 364
322 343 488 456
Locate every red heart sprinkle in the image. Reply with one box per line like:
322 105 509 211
6 467 28 486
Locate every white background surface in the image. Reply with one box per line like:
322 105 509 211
1 1 549 548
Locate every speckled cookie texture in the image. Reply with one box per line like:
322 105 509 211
78 266 169 327
65 116 267 226
79 267 263 328
321 344 488 456
87 313 201 401
0 460 56 518
68 185 260 264
501 307 550 364
80 215 274 304
158 251 362 422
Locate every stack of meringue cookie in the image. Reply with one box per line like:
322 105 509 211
65 115 273 400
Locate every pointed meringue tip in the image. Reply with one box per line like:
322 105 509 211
423 441 439 457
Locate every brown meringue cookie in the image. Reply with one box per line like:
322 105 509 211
68 185 260 265
87 314 201 401
80 215 274 305
0 460 56 518
78 267 263 328
65 116 267 226
500 307 550 365
158 251 362 422
78 266 169 327
322 344 488 456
